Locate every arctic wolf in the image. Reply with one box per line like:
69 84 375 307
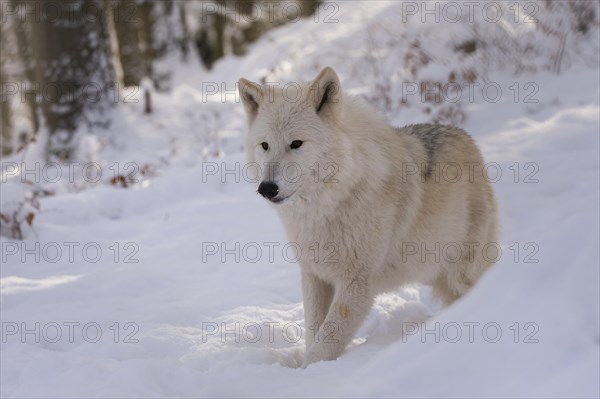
238 67 498 367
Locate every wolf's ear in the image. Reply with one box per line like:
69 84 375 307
238 78 264 123
307 67 342 120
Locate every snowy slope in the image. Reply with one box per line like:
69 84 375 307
1 1 599 397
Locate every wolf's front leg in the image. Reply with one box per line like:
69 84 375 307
302 273 372 367
301 271 334 351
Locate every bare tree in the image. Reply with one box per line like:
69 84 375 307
11 0 117 159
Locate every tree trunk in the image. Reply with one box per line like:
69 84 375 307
22 0 116 159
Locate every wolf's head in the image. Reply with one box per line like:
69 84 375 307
239 67 348 207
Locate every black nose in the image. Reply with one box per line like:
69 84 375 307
258 181 279 199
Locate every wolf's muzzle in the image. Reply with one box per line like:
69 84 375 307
258 181 279 200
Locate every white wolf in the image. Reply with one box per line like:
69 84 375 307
238 67 498 367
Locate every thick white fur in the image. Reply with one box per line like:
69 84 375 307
239 68 498 367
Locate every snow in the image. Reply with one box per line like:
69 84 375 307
1 1 599 397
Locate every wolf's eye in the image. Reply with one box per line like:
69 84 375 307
290 140 303 149
261 142 269 151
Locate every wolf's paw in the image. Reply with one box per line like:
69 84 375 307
301 343 339 368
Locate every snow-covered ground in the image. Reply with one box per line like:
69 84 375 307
1 1 599 397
